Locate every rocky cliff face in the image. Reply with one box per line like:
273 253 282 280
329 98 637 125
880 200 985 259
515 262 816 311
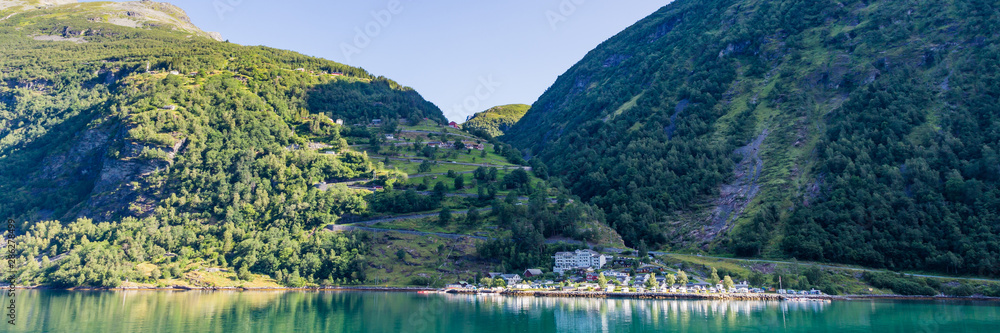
75 127 186 221
29 116 183 222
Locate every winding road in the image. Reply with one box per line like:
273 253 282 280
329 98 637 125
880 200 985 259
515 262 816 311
383 156 531 169
340 207 494 226
400 130 478 140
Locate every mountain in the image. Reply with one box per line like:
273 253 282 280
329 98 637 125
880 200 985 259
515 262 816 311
462 104 530 138
505 0 1000 277
1 1 446 287
2 0 222 40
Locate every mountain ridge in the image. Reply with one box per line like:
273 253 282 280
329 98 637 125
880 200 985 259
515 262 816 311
1 0 223 40
505 0 1000 277
1 0 451 287
461 104 530 138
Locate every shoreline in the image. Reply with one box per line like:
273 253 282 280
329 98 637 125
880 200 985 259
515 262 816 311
10 285 437 292
10 285 1000 302
496 290 1000 302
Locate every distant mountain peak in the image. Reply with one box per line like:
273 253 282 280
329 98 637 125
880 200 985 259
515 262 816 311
2 0 223 41
462 104 530 138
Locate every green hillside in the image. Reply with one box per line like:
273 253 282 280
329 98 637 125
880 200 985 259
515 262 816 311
0 0 449 287
505 0 1000 277
0 1 611 288
462 104 530 138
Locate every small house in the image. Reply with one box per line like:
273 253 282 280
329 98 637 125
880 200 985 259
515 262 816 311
523 269 543 278
604 270 629 279
512 283 531 290
427 141 453 149
499 274 522 285
462 141 485 150
637 265 661 274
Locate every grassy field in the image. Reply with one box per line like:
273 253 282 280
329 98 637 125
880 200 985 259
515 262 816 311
372 144 514 166
384 161 479 176
371 215 498 236
125 261 283 289
658 253 999 295
364 231 491 287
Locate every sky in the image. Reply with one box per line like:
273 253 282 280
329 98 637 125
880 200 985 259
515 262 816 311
85 0 672 122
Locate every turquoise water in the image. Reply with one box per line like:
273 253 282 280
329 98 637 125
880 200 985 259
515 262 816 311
4 290 999 332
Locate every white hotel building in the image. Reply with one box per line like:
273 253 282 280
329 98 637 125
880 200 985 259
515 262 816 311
553 249 608 275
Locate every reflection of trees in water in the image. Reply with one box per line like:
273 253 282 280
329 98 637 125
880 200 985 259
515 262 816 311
18 290 410 332
456 294 830 315
16 291 1000 332
432 294 834 332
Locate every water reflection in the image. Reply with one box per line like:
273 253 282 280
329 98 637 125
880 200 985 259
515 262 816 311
428 294 832 333
6 290 999 333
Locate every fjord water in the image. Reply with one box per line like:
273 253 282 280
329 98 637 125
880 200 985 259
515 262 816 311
8 291 999 332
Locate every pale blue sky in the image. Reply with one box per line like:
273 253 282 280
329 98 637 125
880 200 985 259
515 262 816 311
90 0 672 122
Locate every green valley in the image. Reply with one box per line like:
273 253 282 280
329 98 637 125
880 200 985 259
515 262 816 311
2 0 1000 294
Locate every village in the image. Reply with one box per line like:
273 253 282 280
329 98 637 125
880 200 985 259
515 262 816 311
444 249 825 297
289 117 836 299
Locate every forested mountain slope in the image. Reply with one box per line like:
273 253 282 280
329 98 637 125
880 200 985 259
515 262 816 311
462 104 530 138
0 1 444 286
505 0 1000 277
